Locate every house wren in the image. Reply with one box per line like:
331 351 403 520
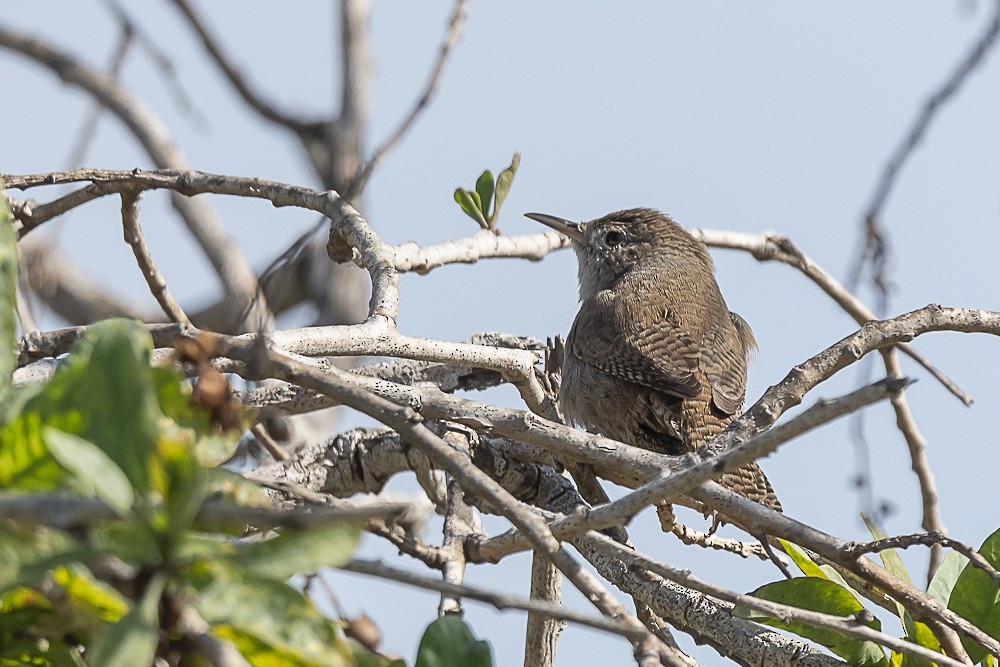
526 208 780 511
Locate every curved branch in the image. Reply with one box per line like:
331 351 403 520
168 0 316 131
0 26 271 330
120 190 190 325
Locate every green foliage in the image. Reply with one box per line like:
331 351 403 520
454 152 520 231
86 573 165 667
736 577 888 666
0 319 360 666
949 527 1000 664
194 562 353 667
415 616 493 667
773 522 1000 666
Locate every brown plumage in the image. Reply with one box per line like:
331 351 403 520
527 208 780 511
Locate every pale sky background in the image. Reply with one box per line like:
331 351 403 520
4 3 1000 665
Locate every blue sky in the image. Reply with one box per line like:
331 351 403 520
5 3 1000 664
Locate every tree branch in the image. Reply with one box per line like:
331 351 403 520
120 190 190 325
345 0 468 200
168 0 316 131
0 27 271 330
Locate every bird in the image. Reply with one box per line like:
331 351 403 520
525 208 781 513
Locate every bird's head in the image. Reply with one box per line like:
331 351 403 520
525 207 713 299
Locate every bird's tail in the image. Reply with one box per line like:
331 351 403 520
681 395 782 512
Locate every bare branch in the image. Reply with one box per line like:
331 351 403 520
850 0 1000 303
524 554 563 667
438 428 480 615
346 0 468 200
0 28 271 330
472 447 846 666
693 227 971 404
695 227 956 579
692 482 1000 657
590 532 966 667
388 230 570 275
340 559 649 644
120 190 191 325
168 0 315 131
224 337 678 663
471 378 905 563
846 531 1000 589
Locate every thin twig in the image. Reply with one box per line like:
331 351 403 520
850 0 1000 303
65 22 133 169
120 190 191 325
345 0 468 200
102 0 207 127
168 0 314 131
846 531 1000 588
339 559 649 643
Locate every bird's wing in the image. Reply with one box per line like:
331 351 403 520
568 286 702 399
700 311 756 415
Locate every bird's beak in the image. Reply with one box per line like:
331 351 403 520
524 212 585 243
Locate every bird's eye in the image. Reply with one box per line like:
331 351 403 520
604 230 626 247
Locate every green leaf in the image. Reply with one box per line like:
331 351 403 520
87 572 165 667
861 515 941 663
490 151 520 229
12 320 161 496
150 367 240 466
781 540 854 588
0 523 91 594
0 188 17 412
735 578 888 666
454 188 488 229
349 638 407 667
44 428 135 516
144 434 209 553
928 550 969 606
52 564 129 623
231 523 360 581
194 562 351 667
475 170 495 223
415 616 493 667
0 412 69 490
862 515 913 586
949 526 1000 664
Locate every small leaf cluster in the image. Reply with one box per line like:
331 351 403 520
453 152 520 231
735 518 1000 666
